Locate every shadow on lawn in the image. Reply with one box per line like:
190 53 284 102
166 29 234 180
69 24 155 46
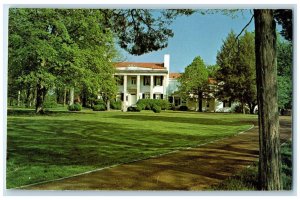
7 118 225 167
7 108 94 116
26 129 262 190
111 114 255 126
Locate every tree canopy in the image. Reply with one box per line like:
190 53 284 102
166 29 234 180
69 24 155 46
178 56 208 112
8 9 118 112
277 38 292 110
216 30 256 113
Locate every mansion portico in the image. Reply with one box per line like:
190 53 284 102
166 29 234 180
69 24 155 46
115 55 170 111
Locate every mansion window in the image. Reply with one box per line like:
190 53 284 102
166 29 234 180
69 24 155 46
143 93 150 99
154 94 163 100
223 100 231 107
154 76 163 86
131 77 136 85
144 76 150 86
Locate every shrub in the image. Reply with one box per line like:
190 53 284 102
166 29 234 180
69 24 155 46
158 99 170 110
68 103 82 111
44 95 58 108
234 104 250 114
93 99 106 111
127 106 141 112
94 99 105 106
136 99 169 110
93 104 106 111
169 103 176 111
136 104 143 112
179 105 188 111
152 105 161 113
110 100 122 110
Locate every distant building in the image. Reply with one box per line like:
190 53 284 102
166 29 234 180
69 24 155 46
114 54 235 112
114 55 170 111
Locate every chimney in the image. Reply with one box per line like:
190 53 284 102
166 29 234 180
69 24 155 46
164 54 170 72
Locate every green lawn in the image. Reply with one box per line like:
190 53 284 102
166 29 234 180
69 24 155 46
6 108 257 188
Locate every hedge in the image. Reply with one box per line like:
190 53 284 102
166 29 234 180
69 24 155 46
136 99 169 110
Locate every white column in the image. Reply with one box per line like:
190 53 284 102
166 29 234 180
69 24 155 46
150 75 154 99
163 75 167 99
137 75 140 101
123 75 127 111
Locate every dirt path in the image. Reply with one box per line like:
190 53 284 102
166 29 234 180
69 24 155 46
25 117 292 190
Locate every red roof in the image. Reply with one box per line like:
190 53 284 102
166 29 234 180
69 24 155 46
114 62 165 69
169 73 181 79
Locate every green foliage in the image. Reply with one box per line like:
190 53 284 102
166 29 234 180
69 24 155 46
277 39 292 110
136 99 169 111
179 105 188 111
169 103 176 111
216 31 256 112
234 104 250 114
281 142 292 190
110 100 122 110
8 8 118 113
152 105 161 113
68 103 82 111
278 76 292 109
127 106 141 112
274 10 293 42
178 56 209 100
106 9 193 55
93 104 106 111
94 99 106 106
43 94 58 108
93 99 107 111
207 64 220 78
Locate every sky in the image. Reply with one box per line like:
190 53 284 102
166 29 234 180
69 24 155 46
118 10 255 73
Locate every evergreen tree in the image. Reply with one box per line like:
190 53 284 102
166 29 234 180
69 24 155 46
216 31 256 113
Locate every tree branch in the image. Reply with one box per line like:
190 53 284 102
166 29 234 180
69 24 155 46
235 13 254 41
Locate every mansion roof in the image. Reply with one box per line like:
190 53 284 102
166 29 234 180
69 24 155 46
114 62 165 70
169 73 181 79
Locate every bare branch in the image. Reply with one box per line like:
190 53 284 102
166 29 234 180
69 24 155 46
235 14 254 41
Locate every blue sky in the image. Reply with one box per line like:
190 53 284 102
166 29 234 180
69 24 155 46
118 10 255 73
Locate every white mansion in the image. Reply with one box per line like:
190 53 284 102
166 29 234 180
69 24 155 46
114 54 233 112
115 55 170 111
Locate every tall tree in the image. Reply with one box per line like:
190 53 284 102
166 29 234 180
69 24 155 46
254 9 281 190
178 56 209 112
9 9 193 113
216 31 256 114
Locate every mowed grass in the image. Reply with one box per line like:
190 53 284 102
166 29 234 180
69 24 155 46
6 108 257 188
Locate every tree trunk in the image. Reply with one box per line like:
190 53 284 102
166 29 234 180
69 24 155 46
241 101 245 114
25 87 31 108
69 87 74 105
198 90 203 112
81 89 87 107
17 90 21 107
63 87 67 107
254 9 281 190
106 99 110 111
35 83 47 114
